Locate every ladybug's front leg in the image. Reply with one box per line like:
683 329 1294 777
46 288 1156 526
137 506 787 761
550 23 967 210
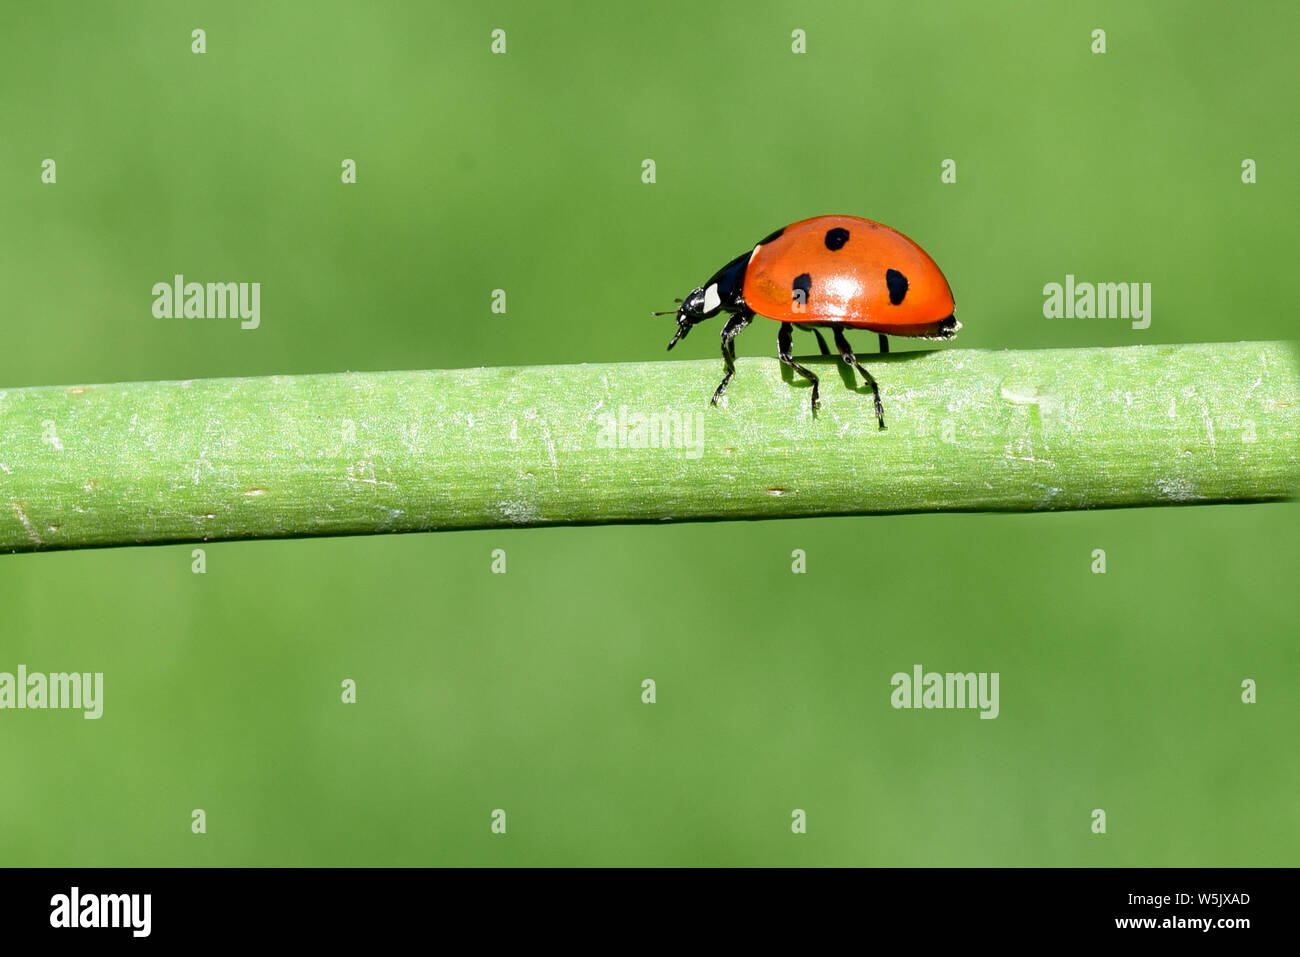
710 311 752 405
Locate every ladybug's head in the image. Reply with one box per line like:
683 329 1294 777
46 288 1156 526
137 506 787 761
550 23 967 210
659 285 721 351
660 251 751 350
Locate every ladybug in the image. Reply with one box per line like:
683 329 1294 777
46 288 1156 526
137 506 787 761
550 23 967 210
659 214 957 429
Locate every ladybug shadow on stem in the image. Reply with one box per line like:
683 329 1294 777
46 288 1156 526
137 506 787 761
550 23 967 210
783 347 935 392
780 328 935 419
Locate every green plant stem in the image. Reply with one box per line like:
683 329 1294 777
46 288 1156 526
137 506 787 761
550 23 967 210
1 341 1297 553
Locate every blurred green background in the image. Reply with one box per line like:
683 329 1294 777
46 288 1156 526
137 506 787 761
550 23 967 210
2 1 1296 865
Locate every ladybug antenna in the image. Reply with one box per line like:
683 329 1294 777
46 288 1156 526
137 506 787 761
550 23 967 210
651 299 683 317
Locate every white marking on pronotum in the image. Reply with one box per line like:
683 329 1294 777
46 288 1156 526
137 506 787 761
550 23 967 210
703 283 721 313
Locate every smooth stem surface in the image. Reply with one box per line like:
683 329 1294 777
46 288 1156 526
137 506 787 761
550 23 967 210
1 341 1297 553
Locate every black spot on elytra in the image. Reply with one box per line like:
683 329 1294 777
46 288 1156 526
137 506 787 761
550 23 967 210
792 272 812 304
758 227 785 245
824 227 850 251
886 268 908 305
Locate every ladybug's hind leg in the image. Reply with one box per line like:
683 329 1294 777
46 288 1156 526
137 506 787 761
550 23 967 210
710 311 753 406
777 322 820 414
832 327 886 430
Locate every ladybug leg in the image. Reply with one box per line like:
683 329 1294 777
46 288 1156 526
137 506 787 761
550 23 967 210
801 326 832 356
878 334 890 355
710 311 752 405
832 327 885 430
777 322 820 414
